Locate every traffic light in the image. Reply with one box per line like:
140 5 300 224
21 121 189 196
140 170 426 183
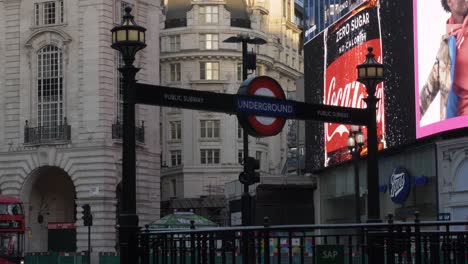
238 156 260 185
82 204 93 226
245 52 257 70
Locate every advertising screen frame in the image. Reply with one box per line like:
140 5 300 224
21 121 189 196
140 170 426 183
304 0 370 44
304 0 416 171
414 0 468 138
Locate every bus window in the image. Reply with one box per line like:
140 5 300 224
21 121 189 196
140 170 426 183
0 233 19 256
0 204 23 215
11 206 18 215
0 205 7 215
8 205 22 215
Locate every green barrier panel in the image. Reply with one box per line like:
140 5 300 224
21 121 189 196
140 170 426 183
26 252 91 264
99 256 119 264
76 253 88 264
57 254 75 264
99 253 119 264
46 252 59 264
25 255 38 264
57 252 89 264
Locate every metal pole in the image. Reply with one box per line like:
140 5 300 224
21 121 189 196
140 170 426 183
296 121 300 175
364 93 380 222
88 225 91 264
119 63 140 264
241 40 250 227
364 89 383 263
240 39 252 264
352 150 361 223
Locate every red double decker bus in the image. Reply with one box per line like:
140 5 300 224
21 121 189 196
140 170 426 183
0 196 24 264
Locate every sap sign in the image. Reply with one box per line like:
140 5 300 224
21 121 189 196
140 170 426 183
389 167 411 204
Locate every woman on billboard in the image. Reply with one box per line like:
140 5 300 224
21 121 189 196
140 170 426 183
419 0 467 121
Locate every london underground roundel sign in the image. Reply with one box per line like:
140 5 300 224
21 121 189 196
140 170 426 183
237 76 287 137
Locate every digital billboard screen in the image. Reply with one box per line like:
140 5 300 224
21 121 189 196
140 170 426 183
305 3 385 166
304 0 416 170
414 0 468 138
303 0 368 43
324 5 384 165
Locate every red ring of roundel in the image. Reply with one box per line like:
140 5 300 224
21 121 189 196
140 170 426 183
246 77 286 136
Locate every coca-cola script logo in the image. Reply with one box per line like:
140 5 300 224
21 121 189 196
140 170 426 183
324 40 385 157
389 167 410 204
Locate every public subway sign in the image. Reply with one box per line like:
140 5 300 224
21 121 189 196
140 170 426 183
237 76 290 137
389 167 411 204
323 4 385 166
134 81 368 136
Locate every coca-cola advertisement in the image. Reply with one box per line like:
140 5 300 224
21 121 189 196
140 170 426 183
323 5 385 166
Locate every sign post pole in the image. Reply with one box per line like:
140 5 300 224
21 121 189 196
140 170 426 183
240 39 252 264
241 40 251 228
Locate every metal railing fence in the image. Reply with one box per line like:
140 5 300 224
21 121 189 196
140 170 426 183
139 213 468 264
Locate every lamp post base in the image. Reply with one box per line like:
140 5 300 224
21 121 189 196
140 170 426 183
119 214 140 264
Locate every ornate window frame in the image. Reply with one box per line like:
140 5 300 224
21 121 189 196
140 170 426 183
25 28 72 127
33 0 66 27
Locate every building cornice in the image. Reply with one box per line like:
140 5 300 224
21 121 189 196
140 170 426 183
251 5 269 15
161 51 239 62
161 51 301 79
273 62 303 79
191 0 227 5
285 20 302 33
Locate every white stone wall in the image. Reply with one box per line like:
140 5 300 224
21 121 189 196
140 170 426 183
0 0 161 257
437 137 468 222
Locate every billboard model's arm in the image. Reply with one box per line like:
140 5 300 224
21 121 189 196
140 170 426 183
420 58 441 119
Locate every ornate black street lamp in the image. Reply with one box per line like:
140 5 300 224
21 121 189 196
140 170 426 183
356 46 384 222
223 34 266 227
111 6 146 264
347 125 365 223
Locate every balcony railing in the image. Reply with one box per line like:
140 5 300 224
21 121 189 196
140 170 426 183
231 18 251 29
139 213 468 264
165 18 187 29
24 118 71 144
112 121 145 144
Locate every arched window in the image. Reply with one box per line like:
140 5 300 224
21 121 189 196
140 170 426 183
37 45 63 139
455 159 468 192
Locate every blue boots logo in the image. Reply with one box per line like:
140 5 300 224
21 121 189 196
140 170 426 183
389 167 410 204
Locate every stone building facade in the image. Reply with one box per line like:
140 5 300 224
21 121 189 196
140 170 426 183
159 0 303 224
0 0 161 257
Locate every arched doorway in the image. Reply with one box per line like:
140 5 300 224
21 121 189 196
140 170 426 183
20 166 76 253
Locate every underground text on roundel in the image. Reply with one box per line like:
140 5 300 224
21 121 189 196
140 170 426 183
237 97 295 117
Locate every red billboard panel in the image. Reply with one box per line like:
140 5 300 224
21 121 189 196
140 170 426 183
323 5 385 166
